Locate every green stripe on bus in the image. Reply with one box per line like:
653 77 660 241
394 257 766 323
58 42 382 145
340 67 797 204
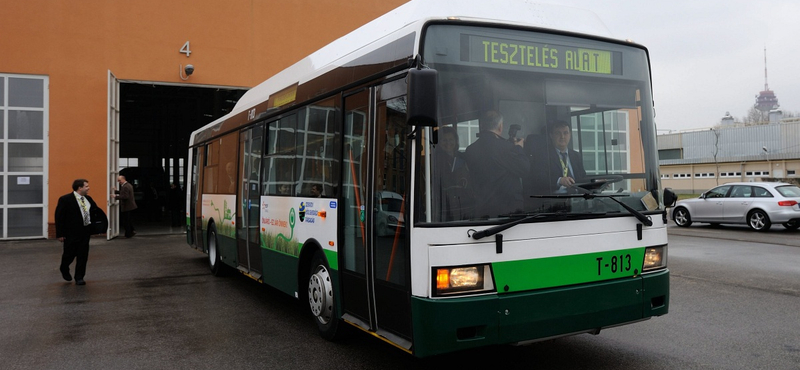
492 247 645 293
323 249 338 270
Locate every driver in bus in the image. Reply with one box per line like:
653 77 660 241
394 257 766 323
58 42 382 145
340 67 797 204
541 120 586 193
463 110 529 218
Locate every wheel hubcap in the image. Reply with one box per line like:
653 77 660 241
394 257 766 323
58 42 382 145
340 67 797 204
308 265 332 324
751 213 764 229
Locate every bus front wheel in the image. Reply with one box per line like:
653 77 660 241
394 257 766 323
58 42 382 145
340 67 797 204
307 250 341 340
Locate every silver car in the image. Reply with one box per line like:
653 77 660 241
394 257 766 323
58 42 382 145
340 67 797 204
672 182 800 231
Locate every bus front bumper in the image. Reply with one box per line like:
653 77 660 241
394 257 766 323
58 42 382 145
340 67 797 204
410 269 668 357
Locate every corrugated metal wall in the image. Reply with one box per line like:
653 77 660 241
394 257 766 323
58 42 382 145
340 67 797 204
658 121 800 164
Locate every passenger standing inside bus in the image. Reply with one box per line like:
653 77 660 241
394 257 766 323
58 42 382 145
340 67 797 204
311 184 324 198
55 179 99 285
225 162 237 193
542 120 586 193
435 126 471 220
112 175 138 238
463 111 529 218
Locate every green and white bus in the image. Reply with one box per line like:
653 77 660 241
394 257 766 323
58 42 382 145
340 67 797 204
186 0 675 357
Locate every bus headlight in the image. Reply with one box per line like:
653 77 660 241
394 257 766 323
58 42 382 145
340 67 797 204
433 265 495 296
642 246 667 272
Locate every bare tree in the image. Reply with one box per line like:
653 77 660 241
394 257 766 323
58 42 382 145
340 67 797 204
742 106 768 125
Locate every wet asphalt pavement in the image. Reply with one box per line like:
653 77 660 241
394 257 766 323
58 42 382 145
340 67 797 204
0 235 352 370
2 226 798 369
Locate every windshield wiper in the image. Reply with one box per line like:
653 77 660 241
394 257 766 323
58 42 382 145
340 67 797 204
532 190 653 227
470 212 561 240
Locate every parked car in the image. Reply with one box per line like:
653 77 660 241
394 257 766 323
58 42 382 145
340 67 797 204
672 182 800 231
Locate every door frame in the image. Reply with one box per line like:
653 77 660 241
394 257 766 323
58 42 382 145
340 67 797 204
339 84 412 349
107 71 120 239
236 125 264 277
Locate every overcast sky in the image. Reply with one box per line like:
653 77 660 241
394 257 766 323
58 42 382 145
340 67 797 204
552 0 800 132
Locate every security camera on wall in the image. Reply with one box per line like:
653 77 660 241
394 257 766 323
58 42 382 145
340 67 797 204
185 64 194 76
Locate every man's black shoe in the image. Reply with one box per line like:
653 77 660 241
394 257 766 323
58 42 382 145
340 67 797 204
75 279 86 286
60 268 72 282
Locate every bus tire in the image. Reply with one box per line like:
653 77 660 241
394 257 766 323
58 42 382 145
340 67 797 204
208 223 227 276
307 250 341 340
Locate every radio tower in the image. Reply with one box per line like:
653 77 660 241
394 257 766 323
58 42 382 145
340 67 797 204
755 47 779 113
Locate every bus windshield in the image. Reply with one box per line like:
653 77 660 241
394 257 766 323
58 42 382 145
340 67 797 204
421 24 661 223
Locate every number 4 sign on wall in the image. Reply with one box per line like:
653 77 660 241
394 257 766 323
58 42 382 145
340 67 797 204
180 41 192 57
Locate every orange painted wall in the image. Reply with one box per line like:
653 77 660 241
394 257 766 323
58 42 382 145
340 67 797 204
0 0 407 233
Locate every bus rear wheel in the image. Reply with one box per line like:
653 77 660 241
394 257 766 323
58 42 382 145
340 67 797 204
307 250 341 340
208 224 227 276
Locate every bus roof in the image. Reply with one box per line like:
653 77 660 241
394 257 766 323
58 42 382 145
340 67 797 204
190 0 611 145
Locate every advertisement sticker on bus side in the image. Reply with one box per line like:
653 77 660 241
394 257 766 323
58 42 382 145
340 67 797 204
201 194 237 238
260 196 338 258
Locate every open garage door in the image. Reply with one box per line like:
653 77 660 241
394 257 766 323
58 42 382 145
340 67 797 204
117 82 247 236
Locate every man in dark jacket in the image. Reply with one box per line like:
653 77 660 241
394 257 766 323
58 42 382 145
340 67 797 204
541 120 586 193
113 175 138 238
55 179 100 285
463 110 529 218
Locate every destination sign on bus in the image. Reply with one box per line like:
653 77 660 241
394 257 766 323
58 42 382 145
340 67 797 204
462 34 622 75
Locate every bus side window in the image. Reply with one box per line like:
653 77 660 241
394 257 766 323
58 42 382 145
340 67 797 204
263 115 298 196
217 133 239 194
203 142 219 194
297 101 340 198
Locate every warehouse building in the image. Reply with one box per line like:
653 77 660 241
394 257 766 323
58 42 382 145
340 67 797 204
0 0 406 239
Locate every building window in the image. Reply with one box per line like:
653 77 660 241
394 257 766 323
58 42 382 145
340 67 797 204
572 111 630 176
720 172 742 178
661 174 670 179
0 73 48 239
674 173 691 179
789 170 796 177
694 173 715 178
658 148 682 160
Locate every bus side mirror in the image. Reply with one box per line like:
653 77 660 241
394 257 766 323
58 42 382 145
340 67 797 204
663 188 677 207
407 68 438 127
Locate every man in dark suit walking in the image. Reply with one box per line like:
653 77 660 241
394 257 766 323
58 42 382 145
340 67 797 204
55 179 100 285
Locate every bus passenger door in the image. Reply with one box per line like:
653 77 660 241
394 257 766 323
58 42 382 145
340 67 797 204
191 147 205 249
340 83 412 348
236 125 264 276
